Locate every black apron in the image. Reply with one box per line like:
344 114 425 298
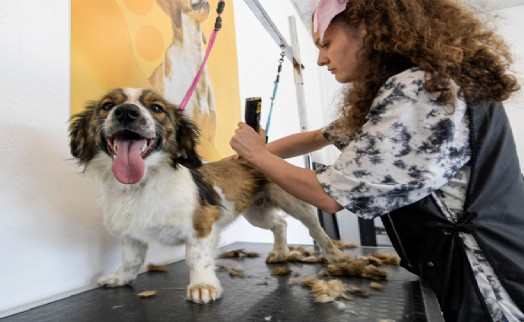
382 101 524 321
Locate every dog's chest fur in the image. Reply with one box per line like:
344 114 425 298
86 152 240 246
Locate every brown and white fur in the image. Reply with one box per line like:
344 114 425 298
148 0 216 144
69 88 345 303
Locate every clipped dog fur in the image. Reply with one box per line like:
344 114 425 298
289 277 352 303
219 249 260 258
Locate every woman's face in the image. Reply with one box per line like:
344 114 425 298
313 21 366 83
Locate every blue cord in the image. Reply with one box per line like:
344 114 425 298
265 50 285 137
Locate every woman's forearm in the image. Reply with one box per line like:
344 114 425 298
266 129 329 159
248 149 343 213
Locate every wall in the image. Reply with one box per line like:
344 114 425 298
495 6 524 160
0 0 523 318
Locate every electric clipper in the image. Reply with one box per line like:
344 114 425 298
244 97 262 132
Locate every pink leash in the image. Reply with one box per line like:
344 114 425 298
179 0 225 111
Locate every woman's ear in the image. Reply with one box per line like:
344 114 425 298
357 21 367 38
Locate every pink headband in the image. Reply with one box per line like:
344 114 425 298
313 0 349 42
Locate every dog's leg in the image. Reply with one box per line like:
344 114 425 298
243 202 289 262
98 236 148 287
267 184 346 263
185 231 222 303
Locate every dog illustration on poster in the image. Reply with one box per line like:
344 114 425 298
149 0 217 145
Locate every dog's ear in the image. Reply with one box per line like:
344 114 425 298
173 109 202 169
69 102 99 165
156 0 183 42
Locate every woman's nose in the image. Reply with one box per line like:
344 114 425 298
317 52 328 66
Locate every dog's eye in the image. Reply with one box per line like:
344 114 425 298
151 104 164 113
102 102 115 110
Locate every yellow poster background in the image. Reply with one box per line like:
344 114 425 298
71 0 240 160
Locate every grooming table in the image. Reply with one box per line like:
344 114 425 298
5 243 443 322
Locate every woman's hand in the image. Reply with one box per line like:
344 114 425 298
229 122 267 163
221 154 239 161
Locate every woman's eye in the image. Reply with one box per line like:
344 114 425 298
102 102 115 110
151 104 164 113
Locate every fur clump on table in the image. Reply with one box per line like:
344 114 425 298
142 242 395 302
218 242 400 281
289 277 352 303
286 246 324 263
288 277 372 303
320 251 400 280
216 264 247 278
369 281 385 290
331 240 358 250
216 242 398 303
370 252 401 266
147 263 169 272
137 290 158 298
285 241 355 263
321 257 388 280
218 248 261 258
270 265 293 276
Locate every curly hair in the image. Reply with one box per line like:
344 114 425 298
334 0 520 131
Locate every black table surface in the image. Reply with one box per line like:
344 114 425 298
5 242 443 322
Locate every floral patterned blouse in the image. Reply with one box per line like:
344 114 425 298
317 67 524 321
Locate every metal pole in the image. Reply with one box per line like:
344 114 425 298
243 0 301 66
243 0 311 169
288 15 311 170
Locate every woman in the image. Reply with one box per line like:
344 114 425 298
230 0 524 321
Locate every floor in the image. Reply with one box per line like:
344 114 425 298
4 243 441 322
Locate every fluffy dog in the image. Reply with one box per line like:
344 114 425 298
148 0 217 145
69 88 345 303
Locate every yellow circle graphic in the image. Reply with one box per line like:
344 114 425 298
136 25 164 61
123 0 154 15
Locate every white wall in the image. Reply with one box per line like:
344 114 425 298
1 0 523 318
494 6 524 162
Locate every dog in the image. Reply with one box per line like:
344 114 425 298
148 0 217 145
69 88 345 303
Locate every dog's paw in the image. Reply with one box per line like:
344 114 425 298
97 272 136 287
187 283 222 303
324 246 348 263
266 248 289 263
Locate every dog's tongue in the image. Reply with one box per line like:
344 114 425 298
112 138 146 184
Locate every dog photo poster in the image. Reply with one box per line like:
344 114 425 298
71 0 241 160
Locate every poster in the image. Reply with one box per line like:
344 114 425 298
71 0 240 160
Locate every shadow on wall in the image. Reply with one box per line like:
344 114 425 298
0 124 120 314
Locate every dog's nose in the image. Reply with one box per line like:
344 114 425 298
114 104 140 123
